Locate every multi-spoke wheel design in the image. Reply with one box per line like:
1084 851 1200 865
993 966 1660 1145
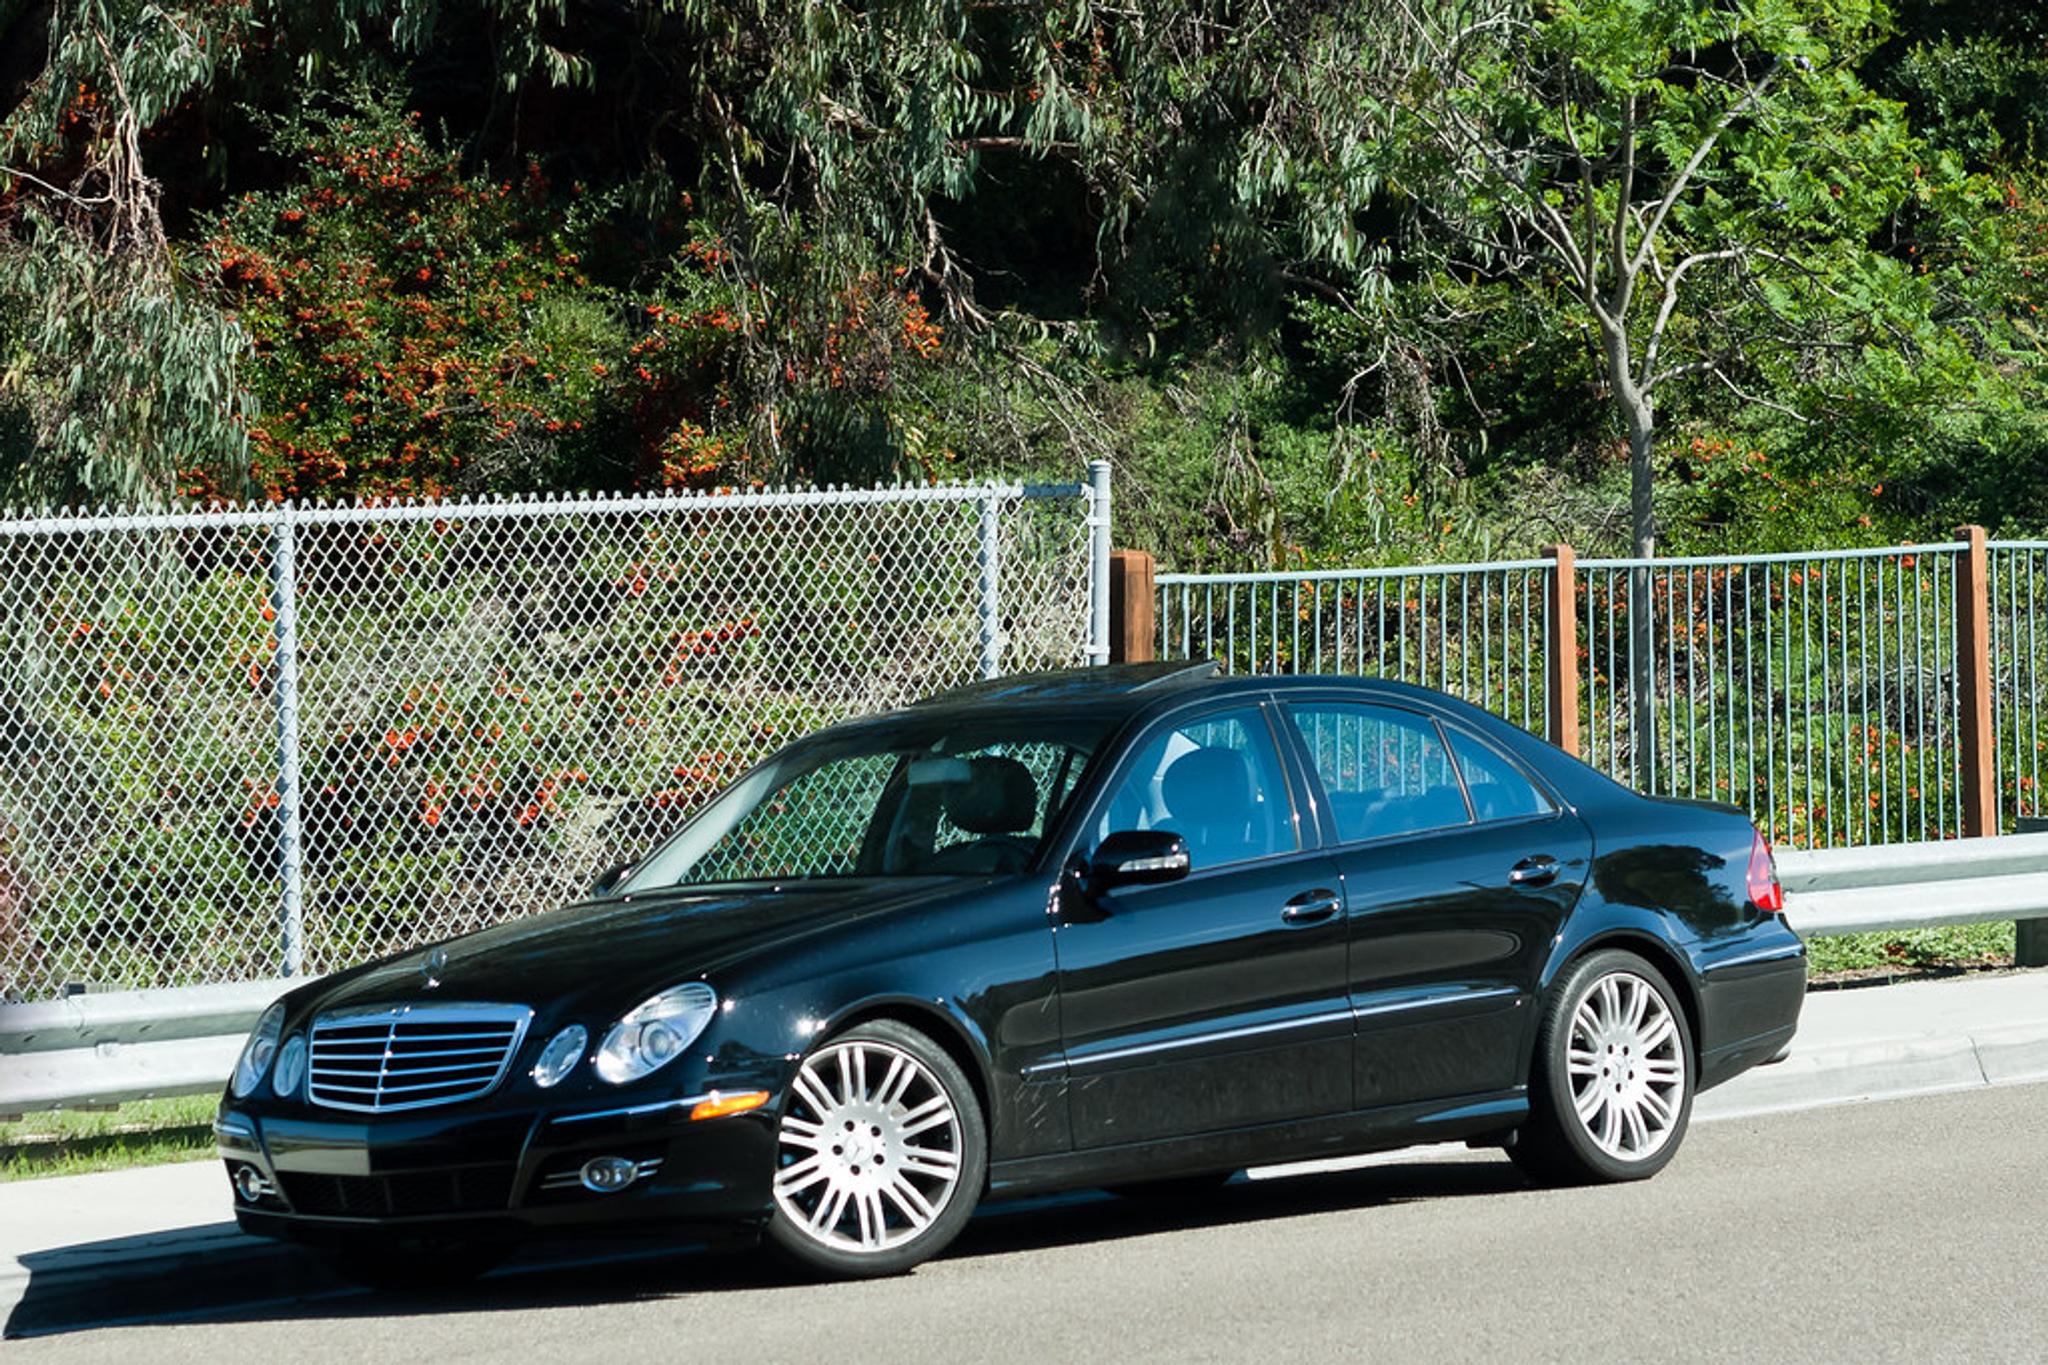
1564 971 1686 1160
765 1020 985 1276
1514 948 1694 1185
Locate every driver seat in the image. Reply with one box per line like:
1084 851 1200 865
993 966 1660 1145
923 756 1039 874
1157 747 1265 868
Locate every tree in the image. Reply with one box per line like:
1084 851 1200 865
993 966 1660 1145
1364 0 1959 773
1370 0 1930 558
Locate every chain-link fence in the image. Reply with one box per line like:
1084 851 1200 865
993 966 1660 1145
0 475 1108 1001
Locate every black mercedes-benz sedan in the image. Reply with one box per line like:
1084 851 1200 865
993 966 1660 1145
217 663 1805 1280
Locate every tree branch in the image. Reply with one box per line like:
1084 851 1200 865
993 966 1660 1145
1639 248 1745 386
1627 57 1783 279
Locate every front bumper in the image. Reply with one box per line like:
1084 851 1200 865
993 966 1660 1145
216 1092 779 1246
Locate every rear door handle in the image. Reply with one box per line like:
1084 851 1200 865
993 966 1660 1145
1508 856 1559 888
1282 889 1342 925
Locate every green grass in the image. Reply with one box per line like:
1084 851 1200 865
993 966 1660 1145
0 1095 218 1182
1806 921 2016 976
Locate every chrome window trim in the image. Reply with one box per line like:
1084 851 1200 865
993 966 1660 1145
306 1001 534 1114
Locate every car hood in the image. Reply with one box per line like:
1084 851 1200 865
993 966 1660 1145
303 878 976 1019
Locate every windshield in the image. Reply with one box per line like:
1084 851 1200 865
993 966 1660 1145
619 715 1112 890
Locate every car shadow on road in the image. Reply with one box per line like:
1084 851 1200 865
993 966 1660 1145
5 1155 1530 1339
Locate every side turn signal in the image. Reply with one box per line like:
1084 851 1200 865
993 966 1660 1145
689 1090 771 1121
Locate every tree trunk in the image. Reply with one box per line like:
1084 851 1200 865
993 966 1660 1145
1626 419 1656 790
1601 321 1659 790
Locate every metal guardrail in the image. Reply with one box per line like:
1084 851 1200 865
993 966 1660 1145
5 834 2048 1116
0 978 296 1117
1775 832 2048 938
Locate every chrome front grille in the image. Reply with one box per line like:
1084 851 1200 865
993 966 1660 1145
307 1003 533 1113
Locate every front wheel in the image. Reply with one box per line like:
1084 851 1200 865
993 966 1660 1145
1512 949 1694 1186
764 1019 986 1278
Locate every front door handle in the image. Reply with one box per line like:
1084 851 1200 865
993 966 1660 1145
1508 855 1559 888
1282 889 1342 925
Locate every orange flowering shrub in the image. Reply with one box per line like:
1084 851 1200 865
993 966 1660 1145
196 95 953 500
198 100 640 500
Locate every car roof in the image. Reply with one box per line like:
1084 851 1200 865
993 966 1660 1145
905 663 1494 728
910 661 1222 708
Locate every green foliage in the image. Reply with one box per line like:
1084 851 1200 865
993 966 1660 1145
0 0 2046 563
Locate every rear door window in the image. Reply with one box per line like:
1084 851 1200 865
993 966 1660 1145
1444 730 1554 823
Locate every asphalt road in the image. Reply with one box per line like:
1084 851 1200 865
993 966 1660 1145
10 1084 2047 1362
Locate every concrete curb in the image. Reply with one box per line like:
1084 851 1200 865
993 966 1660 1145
1694 1022 2048 1121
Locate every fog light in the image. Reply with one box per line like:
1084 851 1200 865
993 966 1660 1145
579 1155 640 1193
232 1164 275 1202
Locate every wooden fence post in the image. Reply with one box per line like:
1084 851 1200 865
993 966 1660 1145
1110 549 1156 664
1956 525 1998 839
1544 544 1580 757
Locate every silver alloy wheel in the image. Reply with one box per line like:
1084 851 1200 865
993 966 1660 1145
1565 970 1687 1161
772 1038 964 1254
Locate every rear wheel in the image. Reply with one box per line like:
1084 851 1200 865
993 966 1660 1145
1512 949 1693 1185
764 1020 986 1278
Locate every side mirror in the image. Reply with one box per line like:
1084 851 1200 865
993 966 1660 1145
590 861 636 897
1088 830 1191 891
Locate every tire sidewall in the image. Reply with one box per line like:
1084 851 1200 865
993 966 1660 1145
763 1019 987 1278
1536 948 1696 1182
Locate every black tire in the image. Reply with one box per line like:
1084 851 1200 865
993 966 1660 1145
763 1019 987 1279
1512 948 1695 1186
321 1234 511 1290
1105 1170 1235 1204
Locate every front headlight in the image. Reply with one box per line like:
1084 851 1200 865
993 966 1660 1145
272 1033 307 1098
531 1024 588 1089
594 982 717 1085
231 1003 285 1099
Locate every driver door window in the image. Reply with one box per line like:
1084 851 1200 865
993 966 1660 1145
1097 708 1298 871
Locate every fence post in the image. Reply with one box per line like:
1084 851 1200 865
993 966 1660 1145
1956 525 1997 839
1544 544 1580 757
269 511 307 977
1110 550 1156 663
1086 460 1113 665
1628 562 1656 790
976 493 1003 680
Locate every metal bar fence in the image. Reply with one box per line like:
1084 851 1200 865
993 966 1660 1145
1991 543 2048 829
0 476 1107 1002
1155 562 1555 736
1158 541 2000 852
1576 545 1968 850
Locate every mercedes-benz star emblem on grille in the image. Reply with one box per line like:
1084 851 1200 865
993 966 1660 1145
420 946 448 989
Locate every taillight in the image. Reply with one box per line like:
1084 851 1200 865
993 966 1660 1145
1746 830 1784 916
